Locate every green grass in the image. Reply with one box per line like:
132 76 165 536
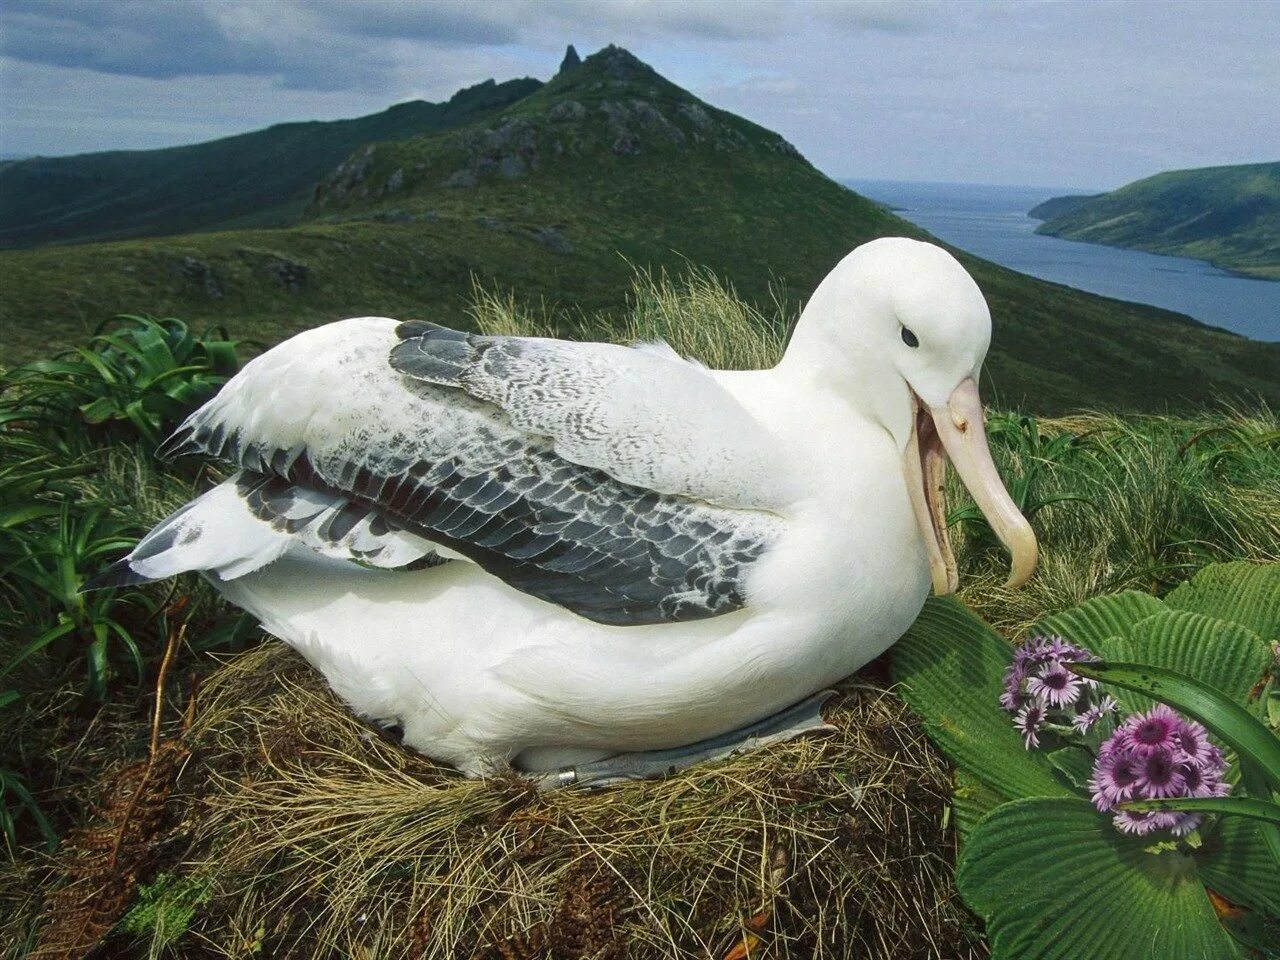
1034 161 1280 280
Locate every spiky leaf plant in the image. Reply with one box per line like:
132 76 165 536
0 315 248 446
892 562 1279 959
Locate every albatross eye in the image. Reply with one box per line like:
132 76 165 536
900 326 920 348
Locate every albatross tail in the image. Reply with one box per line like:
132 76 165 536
83 479 293 591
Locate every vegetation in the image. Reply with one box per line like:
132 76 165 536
1033 161 1280 280
893 564 1279 958
0 78 541 248
1 273 1278 957
3 46 1278 414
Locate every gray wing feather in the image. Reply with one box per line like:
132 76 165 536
159 317 786 625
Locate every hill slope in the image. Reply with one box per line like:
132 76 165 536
0 78 541 248
2 46 1277 414
1032 162 1280 280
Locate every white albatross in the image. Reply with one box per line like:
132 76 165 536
92 237 1037 783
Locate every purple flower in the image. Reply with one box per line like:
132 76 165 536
1000 635 1106 746
1015 701 1046 748
1135 749 1185 798
1116 704 1182 757
1027 663 1083 707
1173 717 1215 767
1072 695 1118 734
1090 703 1231 839
1089 750 1143 809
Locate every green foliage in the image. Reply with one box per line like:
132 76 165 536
117 872 214 948
956 798 1233 960
955 411 1280 633
0 316 259 855
1034 160 1280 280
2 315 248 446
893 561 1280 959
948 412 1091 553
889 598 1070 809
0 756 55 854
2 504 156 699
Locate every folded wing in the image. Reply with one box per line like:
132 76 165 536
152 317 793 625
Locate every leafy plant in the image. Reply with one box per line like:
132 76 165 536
1 710 56 853
0 315 248 446
892 561 1279 959
2 505 157 699
948 413 1091 554
116 872 214 948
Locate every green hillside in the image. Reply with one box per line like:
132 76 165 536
2 46 1277 414
1033 161 1280 279
0 77 541 248
1026 194 1100 220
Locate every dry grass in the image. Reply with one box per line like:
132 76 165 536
469 267 791 372
68 643 975 960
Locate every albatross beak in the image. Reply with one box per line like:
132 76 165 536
904 378 1038 594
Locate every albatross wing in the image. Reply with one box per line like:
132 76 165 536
129 317 795 625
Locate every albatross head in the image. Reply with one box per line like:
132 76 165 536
782 236 1038 594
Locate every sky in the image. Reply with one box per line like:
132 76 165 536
1 0 1278 190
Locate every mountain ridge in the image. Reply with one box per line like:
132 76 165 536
0 76 543 248
1 45 1277 415
1032 161 1280 280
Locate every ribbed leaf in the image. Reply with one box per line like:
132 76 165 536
891 596 1069 801
958 797 1237 960
1122 796 1280 824
1197 814 1280 919
1165 562 1280 645
1068 662 1280 786
952 769 1006 843
1108 611 1272 716
1037 590 1165 654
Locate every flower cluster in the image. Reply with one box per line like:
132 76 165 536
1089 704 1230 836
1000 636 1116 748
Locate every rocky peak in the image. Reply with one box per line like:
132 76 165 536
558 44 582 75
584 44 658 84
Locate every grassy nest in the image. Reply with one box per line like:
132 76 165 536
6 640 980 959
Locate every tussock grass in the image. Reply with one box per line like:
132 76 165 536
953 407 1280 633
469 266 791 371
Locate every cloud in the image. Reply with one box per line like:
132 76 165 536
0 0 790 91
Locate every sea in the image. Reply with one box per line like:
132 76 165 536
842 179 1280 343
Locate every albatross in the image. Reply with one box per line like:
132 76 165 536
93 237 1037 783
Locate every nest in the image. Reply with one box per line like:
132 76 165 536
123 642 976 960
7 641 980 959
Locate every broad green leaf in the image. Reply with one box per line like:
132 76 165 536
1238 762 1280 881
1165 562 1280 645
891 596 1069 801
951 769 1005 843
1046 746 1096 790
1069 662 1280 787
1036 590 1165 655
1109 611 1272 716
958 797 1237 960
1198 813 1280 919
